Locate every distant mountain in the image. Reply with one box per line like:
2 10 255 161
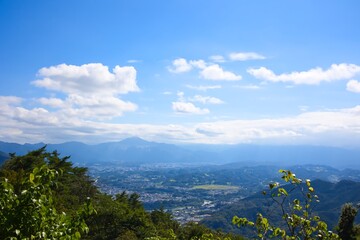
0 151 9 165
201 179 360 235
0 139 359 168
0 138 215 166
218 144 360 169
0 141 46 156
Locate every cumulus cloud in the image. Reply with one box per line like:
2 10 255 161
168 58 193 73
229 52 266 61
168 57 241 81
189 59 207 69
172 102 209 114
33 63 139 95
30 63 140 120
192 105 360 145
38 97 66 108
346 79 360 93
63 95 137 119
0 96 22 106
186 85 222 91
248 63 360 85
189 95 224 104
200 64 242 81
171 92 211 114
209 55 225 63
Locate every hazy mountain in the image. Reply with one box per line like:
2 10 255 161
0 138 213 166
0 138 359 168
0 151 9 165
218 144 360 168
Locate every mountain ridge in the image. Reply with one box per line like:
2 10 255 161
0 138 359 168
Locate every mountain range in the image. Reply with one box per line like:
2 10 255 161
0 137 360 169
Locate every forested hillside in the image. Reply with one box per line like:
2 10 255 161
202 178 360 237
0 147 243 240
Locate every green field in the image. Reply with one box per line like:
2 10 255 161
192 184 239 190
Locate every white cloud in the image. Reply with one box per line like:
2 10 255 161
0 96 22 105
185 85 222 91
2 101 360 147
189 59 207 69
172 102 209 114
38 97 66 108
299 105 309 112
33 63 140 95
346 79 360 93
168 57 241 81
235 84 261 90
176 91 185 101
63 95 137 119
248 63 360 85
127 59 142 63
168 58 193 73
30 63 139 120
175 91 223 105
200 64 242 81
171 92 211 114
192 105 360 145
229 52 266 61
209 55 225 63
36 95 137 120
189 95 224 104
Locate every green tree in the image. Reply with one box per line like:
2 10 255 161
0 147 98 215
0 166 94 239
150 207 180 239
232 169 339 239
337 203 358 240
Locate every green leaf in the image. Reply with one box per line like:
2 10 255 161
75 231 81 239
29 173 34 183
278 188 288 196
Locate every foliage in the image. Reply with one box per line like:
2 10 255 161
232 169 339 239
0 165 95 239
337 203 359 240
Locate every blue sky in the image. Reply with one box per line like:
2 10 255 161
1 0 360 147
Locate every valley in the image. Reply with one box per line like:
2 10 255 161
89 163 360 226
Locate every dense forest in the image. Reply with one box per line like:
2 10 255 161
0 147 359 239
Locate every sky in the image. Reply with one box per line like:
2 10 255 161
0 0 360 147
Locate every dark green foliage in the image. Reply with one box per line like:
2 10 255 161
0 165 94 239
177 222 244 240
0 146 98 214
337 203 358 240
150 207 181 238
